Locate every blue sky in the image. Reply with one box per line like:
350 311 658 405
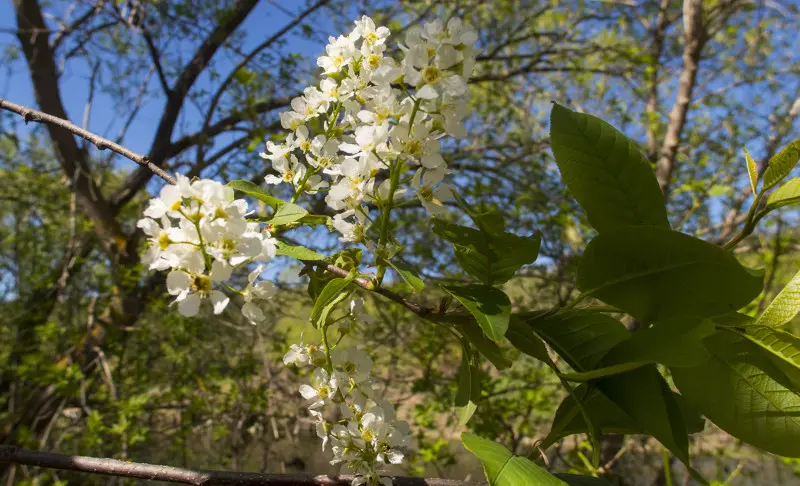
0 1 334 169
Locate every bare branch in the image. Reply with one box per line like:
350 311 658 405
141 28 172 96
0 98 177 185
201 0 330 138
0 445 481 486
51 1 105 51
655 0 707 198
113 0 260 208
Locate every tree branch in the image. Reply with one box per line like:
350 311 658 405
200 0 330 139
655 0 707 198
112 0 260 209
0 98 177 185
141 28 172 97
0 445 481 486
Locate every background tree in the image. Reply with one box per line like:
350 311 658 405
1 0 798 484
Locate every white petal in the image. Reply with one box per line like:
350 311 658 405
209 290 229 315
421 152 445 169
210 260 232 282
299 385 318 400
416 84 438 99
177 294 201 317
166 271 191 295
242 302 264 324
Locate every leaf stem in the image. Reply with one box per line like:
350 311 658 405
722 190 765 250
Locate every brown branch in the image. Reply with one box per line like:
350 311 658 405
112 0 260 209
0 98 177 185
644 0 672 162
201 0 330 139
142 28 172 97
654 0 707 198
13 0 128 259
0 445 481 486
51 1 105 51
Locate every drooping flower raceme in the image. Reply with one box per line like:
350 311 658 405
284 299 411 486
137 175 278 321
262 15 477 235
270 16 476 485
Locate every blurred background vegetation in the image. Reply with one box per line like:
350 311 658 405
0 0 799 484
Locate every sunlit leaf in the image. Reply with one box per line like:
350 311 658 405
549 103 669 233
578 226 763 322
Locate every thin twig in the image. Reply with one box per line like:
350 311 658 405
0 445 482 486
0 98 176 185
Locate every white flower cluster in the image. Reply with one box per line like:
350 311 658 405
137 175 277 321
261 16 477 244
284 301 410 486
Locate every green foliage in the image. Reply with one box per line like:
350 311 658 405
766 177 800 212
266 201 308 225
386 259 425 292
577 225 763 322
744 148 759 195
228 179 283 208
673 331 800 457
549 103 669 233
454 344 481 425
595 367 696 475
542 385 704 449
462 432 566 485
443 284 512 342
762 140 800 191
756 269 800 327
310 275 353 327
433 219 541 286
446 315 512 370
519 311 630 371
275 240 325 260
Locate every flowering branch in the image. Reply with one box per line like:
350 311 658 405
0 445 483 486
304 261 434 316
0 98 177 185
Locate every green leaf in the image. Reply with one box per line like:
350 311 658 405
444 315 512 370
596 367 695 472
756 269 800 328
454 345 481 425
549 103 669 233
310 275 354 327
233 67 256 85
462 432 567 485
275 241 324 261
298 213 332 227
602 317 714 368
762 140 800 191
578 226 763 322
765 177 800 212
541 384 705 449
267 201 308 225
744 148 758 195
506 316 553 364
443 284 512 342
433 220 541 285
562 318 715 381
738 325 800 390
386 260 425 292
228 180 283 209
673 331 800 457
520 311 630 371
